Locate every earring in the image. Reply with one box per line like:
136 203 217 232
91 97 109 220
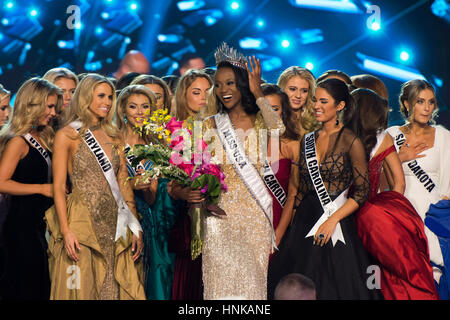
124 116 128 124
335 119 339 126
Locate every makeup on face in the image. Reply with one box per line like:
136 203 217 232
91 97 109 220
186 77 211 113
214 67 242 110
284 76 309 111
144 84 165 110
89 83 113 121
125 94 151 127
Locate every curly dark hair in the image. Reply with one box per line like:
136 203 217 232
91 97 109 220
215 61 258 115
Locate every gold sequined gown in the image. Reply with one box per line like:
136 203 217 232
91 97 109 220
46 139 145 300
201 98 285 300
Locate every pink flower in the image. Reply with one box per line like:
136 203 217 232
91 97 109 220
170 135 185 151
165 118 184 134
196 139 208 152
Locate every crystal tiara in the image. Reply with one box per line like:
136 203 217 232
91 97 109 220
214 42 247 69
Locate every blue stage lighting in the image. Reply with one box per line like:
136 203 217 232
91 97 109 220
305 62 314 70
157 34 183 43
1 18 9 26
74 22 83 30
281 39 290 48
95 27 104 35
204 9 223 26
177 0 205 11
431 0 449 18
231 2 240 10
5 1 14 9
29 9 38 17
239 37 268 50
289 0 361 14
369 21 381 31
400 51 410 61
57 40 75 49
101 12 110 19
130 3 138 11
433 76 443 88
296 28 324 44
356 52 425 82
259 54 282 72
256 19 265 27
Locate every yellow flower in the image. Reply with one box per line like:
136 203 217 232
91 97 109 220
164 129 170 136
158 134 163 139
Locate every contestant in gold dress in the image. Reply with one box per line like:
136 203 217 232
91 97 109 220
201 44 285 299
46 74 145 300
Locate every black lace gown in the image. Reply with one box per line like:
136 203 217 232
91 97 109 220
268 128 383 300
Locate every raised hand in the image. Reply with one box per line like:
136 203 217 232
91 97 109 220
246 56 264 100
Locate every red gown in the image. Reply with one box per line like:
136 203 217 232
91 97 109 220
269 158 291 262
356 145 439 300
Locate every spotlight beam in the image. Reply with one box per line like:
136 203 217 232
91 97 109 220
317 0 429 66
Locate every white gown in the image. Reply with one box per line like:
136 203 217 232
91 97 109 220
387 125 450 283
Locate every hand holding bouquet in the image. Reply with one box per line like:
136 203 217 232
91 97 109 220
127 110 227 259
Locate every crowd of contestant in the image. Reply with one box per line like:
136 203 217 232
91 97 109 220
0 43 448 300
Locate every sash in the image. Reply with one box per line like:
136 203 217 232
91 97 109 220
70 121 142 241
262 160 287 207
124 144 146 176
214 113 276 249
23 133 52 182
304 131 346 246
389 126 439 197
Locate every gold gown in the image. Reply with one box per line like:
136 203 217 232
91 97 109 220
45 140 145 300
201 99 285 300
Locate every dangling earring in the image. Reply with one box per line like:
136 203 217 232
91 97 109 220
124 116 128 124
335 119 339 126
335 111 340 126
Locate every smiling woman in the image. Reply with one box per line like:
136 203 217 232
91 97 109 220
200 43 285 300
0 77 62 300
45 74 146 300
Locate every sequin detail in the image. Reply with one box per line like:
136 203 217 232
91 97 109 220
72 141 120 300
201 114 272 300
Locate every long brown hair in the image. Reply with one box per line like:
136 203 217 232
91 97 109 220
350 88 389 160
175 69 213 121
261 83 299 141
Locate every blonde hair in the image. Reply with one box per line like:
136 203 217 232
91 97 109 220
0 84 12 117
175 69 214 121
62 73 119 139
0 78 63 155
399 79 438 124
131 75 172 113
277 66 319 134
43 67 79 86
116 85 157 142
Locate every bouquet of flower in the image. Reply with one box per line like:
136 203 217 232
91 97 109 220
127 109 227 259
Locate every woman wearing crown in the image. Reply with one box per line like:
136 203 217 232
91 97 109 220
200 43 285 299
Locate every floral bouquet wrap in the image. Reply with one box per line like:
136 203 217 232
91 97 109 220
127 109 227 259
